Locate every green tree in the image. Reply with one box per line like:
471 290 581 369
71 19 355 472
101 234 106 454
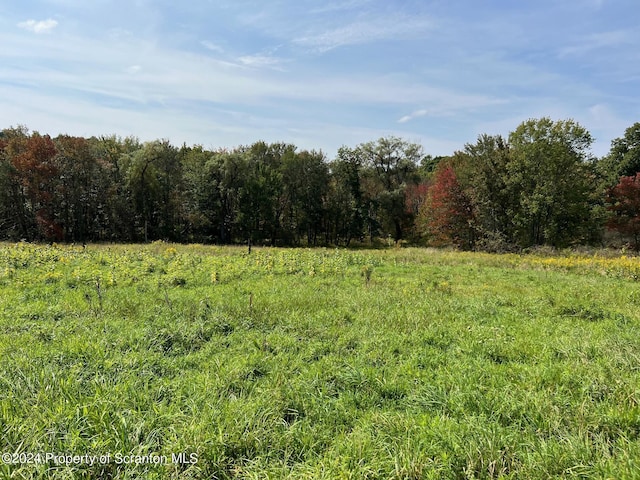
418 154 447 177
93 135 142 241
454 135 517 250
354 136 423 242
238 142 291 245
327 147 366 246
123 140 181 241
180 145 225 242
53 135 114 242
218 149 249 243
599 122 640 186
281 150 329 245
507 118 595 247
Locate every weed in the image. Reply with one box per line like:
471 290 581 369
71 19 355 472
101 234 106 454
360 264 374 286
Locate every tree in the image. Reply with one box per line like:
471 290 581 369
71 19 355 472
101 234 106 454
53 135 114 241
507 118 594 247
606 173 640 250
2 129 61 240
418 163 475 249
0 127 29 238
599 122 640 186
281 150 329 245
327 147 366 246
354 136 423 242
455 134 517 250
404 181 429 241
218 149 248 243
418 154 447 177
181 145 222 242
123 140 181 241
238 142 290 245
93 135 142 241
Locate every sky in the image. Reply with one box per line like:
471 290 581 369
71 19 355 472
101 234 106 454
1 0 639 159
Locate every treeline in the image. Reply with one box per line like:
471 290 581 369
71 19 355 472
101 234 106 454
0 118 639 250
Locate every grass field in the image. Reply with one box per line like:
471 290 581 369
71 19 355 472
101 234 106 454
1 243 640 479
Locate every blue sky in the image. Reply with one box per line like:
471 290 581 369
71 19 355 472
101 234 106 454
1 0 638 158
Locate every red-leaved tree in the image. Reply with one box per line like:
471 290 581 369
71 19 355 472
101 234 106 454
11 133 62 240
606 173 640 250
419 165 475 249
405 182 429 217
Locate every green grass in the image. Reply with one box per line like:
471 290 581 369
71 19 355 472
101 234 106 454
1 243 640 478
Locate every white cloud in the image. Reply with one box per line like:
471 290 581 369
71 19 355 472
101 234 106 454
3 2 634 160
558 29 635 58
0 23 496 158
201 41 224 53
309 0 374 14
237 55 284 69
398 109 429 124
1 24 502 113
294 15 432 52
17 19 59 34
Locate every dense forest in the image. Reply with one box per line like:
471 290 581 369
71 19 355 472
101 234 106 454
1 118 639 250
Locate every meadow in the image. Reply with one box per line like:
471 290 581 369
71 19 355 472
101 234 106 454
1 242 640 479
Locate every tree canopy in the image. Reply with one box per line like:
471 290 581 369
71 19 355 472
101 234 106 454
1 119 639 250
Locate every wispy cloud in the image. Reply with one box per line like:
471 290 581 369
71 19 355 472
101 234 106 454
201 40 224 53
2 0 638 159
558 29 636 57
294 15 432 52
17 18 58 34
398 109 429 124
309 0 374 14
237 54 285 69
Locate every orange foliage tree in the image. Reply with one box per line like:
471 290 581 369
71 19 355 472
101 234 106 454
8 131 61 240
418 164 475 249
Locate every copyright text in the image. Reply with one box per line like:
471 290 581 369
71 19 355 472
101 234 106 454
1 452 198 466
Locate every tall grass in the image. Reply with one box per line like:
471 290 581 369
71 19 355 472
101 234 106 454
0 243 639 478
